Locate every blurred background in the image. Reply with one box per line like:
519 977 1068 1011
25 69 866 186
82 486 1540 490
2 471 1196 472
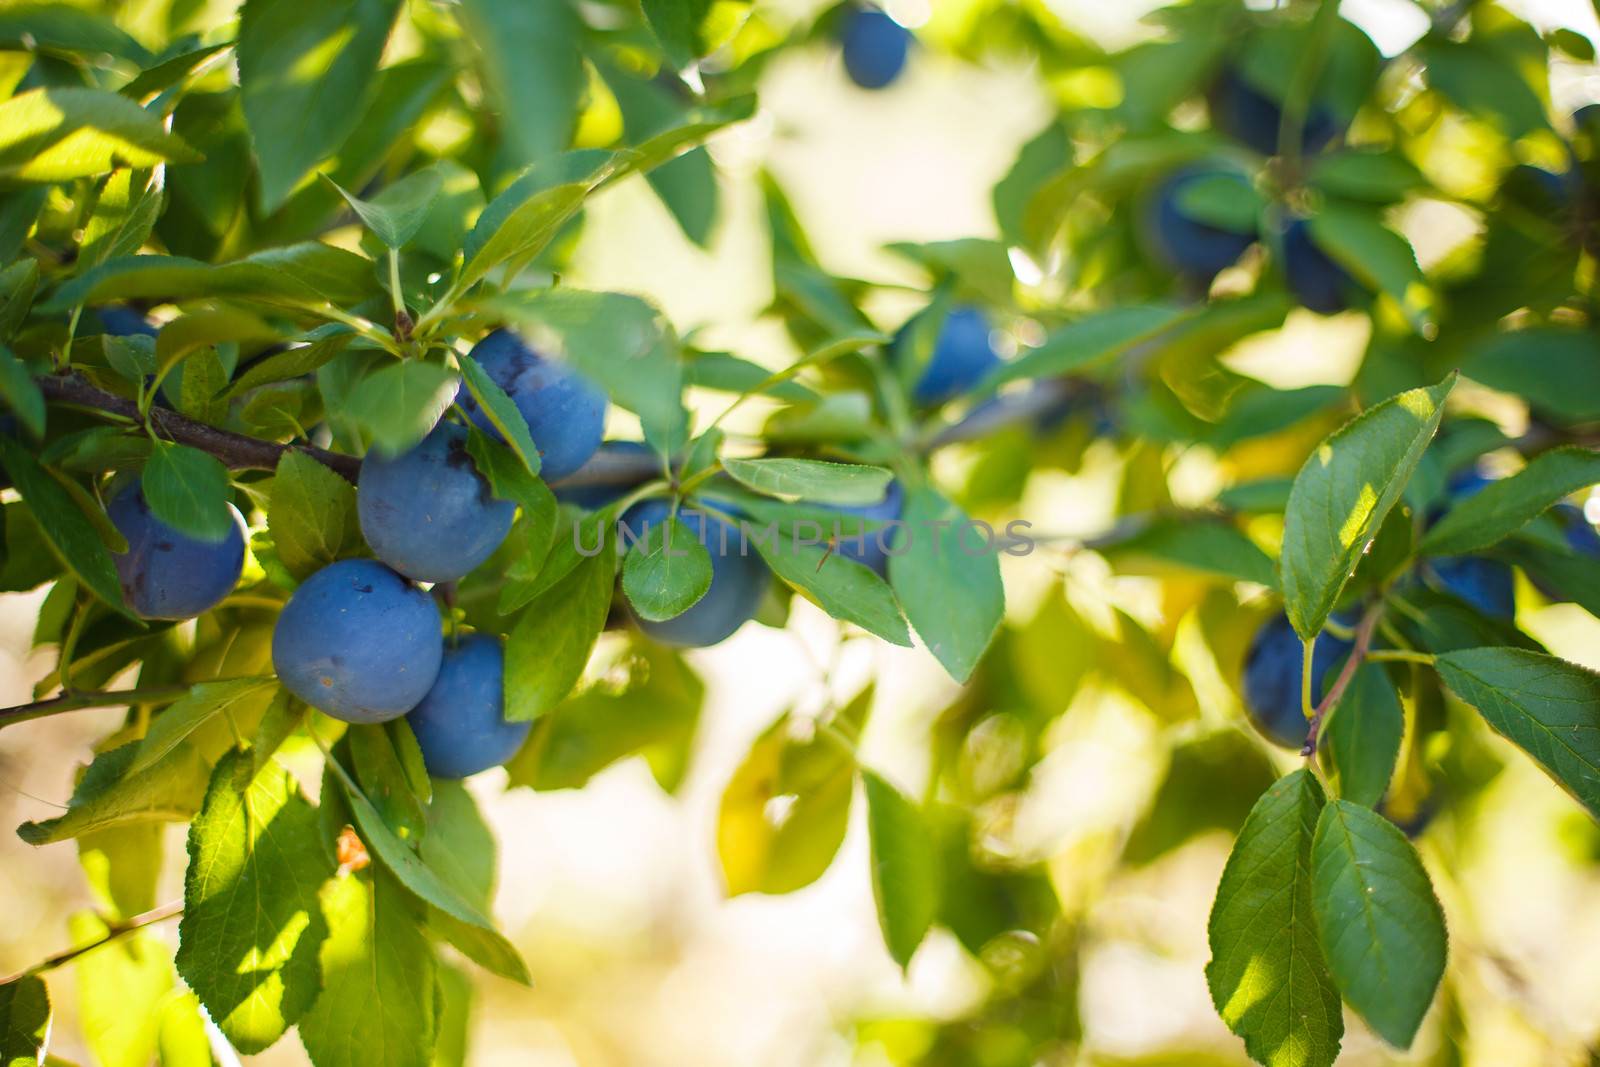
6 0 1600 1064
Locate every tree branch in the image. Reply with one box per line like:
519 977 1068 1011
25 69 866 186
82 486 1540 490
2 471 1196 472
0 684 193 730
3 901 182 982
1301 601 1384 758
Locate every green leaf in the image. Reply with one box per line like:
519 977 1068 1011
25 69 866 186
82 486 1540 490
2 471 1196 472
0 259 39 343
748 528 911 647
345 361 459 456
0 88 200 182
0 344 44 437
238 0 403 210
722 457 892 505
129 677 277 776
601 65 720 246
177 346 228 424
349 722 427 844
18 737 212 844
463 424 558 526
80 168 163 271
77 820 162 921
0 975 49 1067
1175 172 1263 231
330 765 530 983
622 516 712 622
889 486 1004 682
1309 149 1425 202
1421 447 1600 556
683 352 818 402
50 245 381 311
642 0 751 69
224 333 353 398
1206 770 1343 1067
456 0 583 167
1279 374 1455 641
479 289 687 450
457 352 541 476
457 164 601 292
1310 800 1447 1048
0 436 129 616
1420 39 1550 139
717 690 870 895
1435 647 1600 819
142 441 235 543
993 305 1187 386
1322 663 1403 809
1461 328 1600 425
0 5 152 63
1096 517 1278 588
420 781 497 911
504 546 615 723
297 869 438 1067
176 750 332 1053
71 913 173 1067
269 450 358 579
863 771 939 971
1308 204 1434 332
327 166 443 249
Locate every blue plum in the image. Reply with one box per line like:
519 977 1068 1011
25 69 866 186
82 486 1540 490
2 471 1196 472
1556 503 1600 558
552 440 657 511
841 7 910 90
1208 66 1341 157
108 479 246 620
1427 556 1515 618
826 478 903 576
272 559 444 723
93 305 157 338
1142 167 1257 283
892 305 1001 406
358 421 515 583
405 634 530 779
1242 612 1353 749
621 499 769 647
456 329 607 481
1282 219 1357 314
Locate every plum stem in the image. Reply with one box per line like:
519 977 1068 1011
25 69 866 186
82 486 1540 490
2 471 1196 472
1300 601 1384 759
1366 648 1435 666
0 683 195 729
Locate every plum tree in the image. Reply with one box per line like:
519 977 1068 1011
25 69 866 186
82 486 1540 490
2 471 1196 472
1282 218 1357 314
826 478 902 575
405 634 529 779
1241 612 1353 749
272 559 444 723
358 421 514 582
840 6 910 90
107 479 246 620
893 305 1000 405
457 329 608 481
1141 167 1257 283
622 500 769 647
1208 66 1341 156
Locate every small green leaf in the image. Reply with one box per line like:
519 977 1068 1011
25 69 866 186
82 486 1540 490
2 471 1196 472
623 516 712 622
1175 172 1263 231
345 361 459 456
463 424 558 526
176 750 333 1053
1280 374 1455 641
80 168 163 271
1206 770 1343 1067
1322 663 1403 809
349 722 427 843
722 457 892 505
1309 150 1425 202
749 529 911 647
129 677 277 776
993 304 1187 386
0 344 44 437
0 975 49 1067
1308 204 1434 332
327 166 443 249
420 781 497 911
0 259 39 343
863 771 939 971
224 333 352 398
1420 447 1600 557
77 820 162 921
1311 800 1447 1048
1435 647 1600 819
0 436 128 616
0 88 200 182
889 486 1004 682
641 0 751 69
503 546 615 723
457 352 541 476
269 450 358 579
297 869 438 1067
142 441 235 543
49 245 382 312
17 741 210 844
456 0 584 168
1462 328 1600 425
71 913 173 1067
1096 517 1278 588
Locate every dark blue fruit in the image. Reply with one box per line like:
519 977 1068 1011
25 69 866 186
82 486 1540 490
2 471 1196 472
457 329 608 481
107 480 245 620
272 559 443 723
1142 167 1257 283
1283 220 1357 314
93 306 157 338
1242 612 1353 749
827 478 903 576
1428 556 1515 618
892 305 1001 406
1208 66 1341 157
840 7 910 90
621 499 769 647
405 634 530 779
552 440 657 511
1556 503 1600 558
358 421 514 583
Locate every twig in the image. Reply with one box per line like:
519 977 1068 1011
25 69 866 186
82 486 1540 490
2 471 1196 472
1301 601 1384 758
4 901 183 981
0 684 193 729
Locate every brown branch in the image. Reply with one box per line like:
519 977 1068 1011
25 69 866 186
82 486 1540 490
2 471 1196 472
1301 601 1384 758
37 372 363 482
0 684 194 730
4 901 182 982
